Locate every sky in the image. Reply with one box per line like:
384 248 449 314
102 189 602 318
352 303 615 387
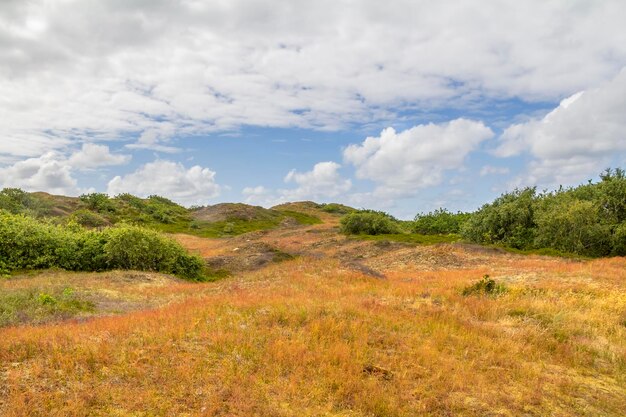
1 0 626 219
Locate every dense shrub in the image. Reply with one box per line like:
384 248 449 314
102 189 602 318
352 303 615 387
71 209 108 227
340 211 400 235
413 209 471 235
461 168 626 256
0 212 206 281
461 187 537 249
533 195 612 257
612 222 626 256
80 193 116 213
0 188 50 217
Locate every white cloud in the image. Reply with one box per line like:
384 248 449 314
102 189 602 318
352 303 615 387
242 162 352 206
0 152 79 195
1 0 626 158
496 69 626 186
344 119 494 196
282 161 352 201
68 143 131 169
106 160 220 206
480 165 510 177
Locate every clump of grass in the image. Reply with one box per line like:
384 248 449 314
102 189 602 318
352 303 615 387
462 274 507 296
0 286 94 327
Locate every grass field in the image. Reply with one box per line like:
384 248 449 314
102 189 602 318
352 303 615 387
1 218 625 416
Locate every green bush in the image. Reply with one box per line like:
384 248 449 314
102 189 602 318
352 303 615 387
413 209 471 235
0 212 206 281
71 209 108 227
461 187 537 249
340 211 400 235
610 222 626 256
534 195 612 257
0 188 50 217
461 168 626 257
80 193 116 213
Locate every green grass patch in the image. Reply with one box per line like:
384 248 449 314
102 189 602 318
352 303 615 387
155 212 321 238
487 244 590 260
351 233 462 245
276 210 322 225
0 286 94 327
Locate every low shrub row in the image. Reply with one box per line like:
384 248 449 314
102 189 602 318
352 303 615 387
0 212 207 281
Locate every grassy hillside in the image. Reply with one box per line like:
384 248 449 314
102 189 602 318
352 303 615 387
0 189 322 238
1 185 625 415
1 252 624 416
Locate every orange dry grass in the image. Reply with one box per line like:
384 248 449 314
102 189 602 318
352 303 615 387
1 255 625 416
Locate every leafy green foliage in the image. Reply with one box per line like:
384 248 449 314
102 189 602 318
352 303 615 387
340 210 401 235
80 193 117 213
413 209 471 235
0 212 208 281
462 275 507 297
533 196 612 257
71 209 108 227
461 187 536 249
320 203 356 215
461 168 626 256
0 188 51 217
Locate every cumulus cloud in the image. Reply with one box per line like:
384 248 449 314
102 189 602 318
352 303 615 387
0 143 128 194
344 119 494 196
282 161 352 201
242 186 270 204
0 152 79 195
1 0 626 158
106 160 221 206
495 69 626 186
242 162 352 206
68 143 131 169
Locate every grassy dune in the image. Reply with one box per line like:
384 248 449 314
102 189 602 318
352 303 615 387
1 252 625 416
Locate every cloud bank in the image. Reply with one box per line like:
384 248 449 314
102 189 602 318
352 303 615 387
2 0 626 158
344 119 494 197
107 160 221 206
496 69 626 186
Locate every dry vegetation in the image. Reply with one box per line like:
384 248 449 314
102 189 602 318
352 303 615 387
1 205 625 416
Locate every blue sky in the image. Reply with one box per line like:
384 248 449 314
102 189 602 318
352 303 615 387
1 0 626 218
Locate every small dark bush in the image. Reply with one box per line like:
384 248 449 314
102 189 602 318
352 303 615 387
462 275 507 296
